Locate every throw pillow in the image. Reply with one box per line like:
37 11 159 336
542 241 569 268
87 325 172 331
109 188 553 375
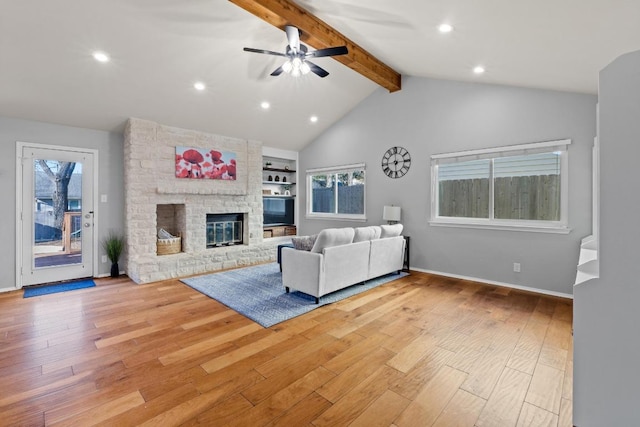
380 223 403 238
311 228 355 253
291 234 317 251
353 226 382 242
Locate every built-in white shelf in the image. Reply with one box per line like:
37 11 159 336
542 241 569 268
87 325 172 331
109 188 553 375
575 235 599 285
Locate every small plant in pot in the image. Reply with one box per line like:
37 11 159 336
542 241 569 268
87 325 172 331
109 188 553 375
102 232 125 278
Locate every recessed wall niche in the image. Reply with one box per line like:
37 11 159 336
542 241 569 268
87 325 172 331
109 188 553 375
156 203 186 251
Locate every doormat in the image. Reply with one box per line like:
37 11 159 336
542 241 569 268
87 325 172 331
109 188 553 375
23 279 96 298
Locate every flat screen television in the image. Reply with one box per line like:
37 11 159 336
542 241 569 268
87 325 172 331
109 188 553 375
263 197 294 226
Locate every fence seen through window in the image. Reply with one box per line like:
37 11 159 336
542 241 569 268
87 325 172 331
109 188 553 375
307 164 365 219
431 139 569 232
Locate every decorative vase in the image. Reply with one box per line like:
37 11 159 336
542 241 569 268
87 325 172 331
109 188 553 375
267 175 273 181
110 262 119 278
282 176 287 182
275 175 280 182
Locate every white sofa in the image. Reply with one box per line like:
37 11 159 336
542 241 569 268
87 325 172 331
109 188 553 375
281 224 406 303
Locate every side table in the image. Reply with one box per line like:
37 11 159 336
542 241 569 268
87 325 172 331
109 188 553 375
277 243 294 272
403 235 410 272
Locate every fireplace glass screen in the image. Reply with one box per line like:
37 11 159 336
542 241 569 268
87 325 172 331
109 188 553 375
206 214 243 247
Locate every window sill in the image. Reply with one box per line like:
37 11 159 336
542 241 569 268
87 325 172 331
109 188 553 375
306 214 367 222
429 219 571 234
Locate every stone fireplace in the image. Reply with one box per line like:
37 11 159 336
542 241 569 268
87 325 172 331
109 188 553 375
123 118 274 284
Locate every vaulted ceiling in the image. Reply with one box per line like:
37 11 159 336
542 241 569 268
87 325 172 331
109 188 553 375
1 1 639 151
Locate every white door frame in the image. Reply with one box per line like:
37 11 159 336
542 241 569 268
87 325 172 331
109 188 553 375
15 142 99 289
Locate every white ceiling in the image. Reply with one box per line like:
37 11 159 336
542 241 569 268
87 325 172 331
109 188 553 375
1 0 639 152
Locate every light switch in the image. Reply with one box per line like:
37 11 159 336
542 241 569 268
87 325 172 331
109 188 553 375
101 194 108 203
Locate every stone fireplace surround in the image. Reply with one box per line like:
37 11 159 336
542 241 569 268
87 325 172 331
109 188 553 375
124 118 277 284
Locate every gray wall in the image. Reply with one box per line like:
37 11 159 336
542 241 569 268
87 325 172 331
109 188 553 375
574 50 640 425
298 76 597 295
0 116 124 286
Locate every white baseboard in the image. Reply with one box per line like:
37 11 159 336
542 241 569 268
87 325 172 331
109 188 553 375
0 286 19 294
410 267 574 300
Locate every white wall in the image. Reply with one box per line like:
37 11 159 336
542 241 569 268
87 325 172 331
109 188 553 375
0 116 124 286
574 50 640 425
298 76 597 296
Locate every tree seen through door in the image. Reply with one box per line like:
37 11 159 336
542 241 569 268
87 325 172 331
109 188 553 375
34 160 83 267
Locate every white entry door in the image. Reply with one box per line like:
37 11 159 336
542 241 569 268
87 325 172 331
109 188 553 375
19 145 95 287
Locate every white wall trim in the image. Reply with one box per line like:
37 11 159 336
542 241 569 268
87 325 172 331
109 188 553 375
410 267 574 299
431 138 572 160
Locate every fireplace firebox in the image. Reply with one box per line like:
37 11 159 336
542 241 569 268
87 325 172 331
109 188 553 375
206 213 244 247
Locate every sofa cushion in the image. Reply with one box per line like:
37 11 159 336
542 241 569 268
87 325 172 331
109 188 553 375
291 234 317 251
353 226 382 242
380 223 403 238
311 228 355 253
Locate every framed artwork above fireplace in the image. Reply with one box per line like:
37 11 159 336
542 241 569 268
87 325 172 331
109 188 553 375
175 146 237 180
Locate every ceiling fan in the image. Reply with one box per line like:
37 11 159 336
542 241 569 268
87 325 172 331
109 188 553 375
243 25 348 78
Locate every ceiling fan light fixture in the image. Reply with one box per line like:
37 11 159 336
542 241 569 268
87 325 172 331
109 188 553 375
243 25 347 79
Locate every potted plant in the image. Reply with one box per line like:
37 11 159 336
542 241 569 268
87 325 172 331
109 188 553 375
102 232 125 278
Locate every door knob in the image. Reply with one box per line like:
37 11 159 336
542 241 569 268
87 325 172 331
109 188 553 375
84 222 91 228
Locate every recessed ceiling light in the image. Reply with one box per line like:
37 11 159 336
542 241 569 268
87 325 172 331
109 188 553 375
92 51 110 63
473 66 485 74
438 23 453 33
310 115 318 123
261 101 270 110
194 82 206 91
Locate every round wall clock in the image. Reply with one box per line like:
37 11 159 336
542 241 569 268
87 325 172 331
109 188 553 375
381 146 411 178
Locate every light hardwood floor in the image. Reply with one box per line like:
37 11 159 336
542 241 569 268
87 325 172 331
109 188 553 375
0 269 573 426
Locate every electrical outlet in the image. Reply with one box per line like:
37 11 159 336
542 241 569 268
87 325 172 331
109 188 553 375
513 262 521 273
102 255 108 263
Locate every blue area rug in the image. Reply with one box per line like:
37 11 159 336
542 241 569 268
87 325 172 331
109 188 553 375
181 263 407 328
23 279 96 298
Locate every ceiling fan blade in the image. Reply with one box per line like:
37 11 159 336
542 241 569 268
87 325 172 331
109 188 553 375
270 66 285 76
306 61 329 78
284 25 301 52
307 46 348 58
243 47 287 57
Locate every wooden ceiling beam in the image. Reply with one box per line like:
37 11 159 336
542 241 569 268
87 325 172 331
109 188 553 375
228 0 402 92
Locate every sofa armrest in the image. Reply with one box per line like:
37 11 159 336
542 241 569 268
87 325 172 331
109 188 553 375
281 247 324 298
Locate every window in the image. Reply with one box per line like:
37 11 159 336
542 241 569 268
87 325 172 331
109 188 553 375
430 139 570 233
306 163 366 220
